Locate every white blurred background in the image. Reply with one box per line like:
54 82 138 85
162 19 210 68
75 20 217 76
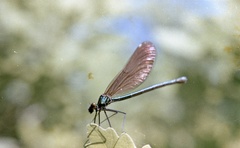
0 0 240 147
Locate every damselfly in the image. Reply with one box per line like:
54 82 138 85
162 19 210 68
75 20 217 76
88 41 187 127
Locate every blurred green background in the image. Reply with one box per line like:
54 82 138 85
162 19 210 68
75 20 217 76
0 0 240 148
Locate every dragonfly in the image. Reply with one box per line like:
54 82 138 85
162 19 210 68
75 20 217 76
88 41 187 127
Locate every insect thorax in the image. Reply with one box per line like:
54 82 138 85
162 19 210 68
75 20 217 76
97 95 112 108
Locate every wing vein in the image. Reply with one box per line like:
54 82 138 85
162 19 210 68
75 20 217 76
103 41 156 96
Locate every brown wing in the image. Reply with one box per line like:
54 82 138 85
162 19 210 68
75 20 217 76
103 41 156 96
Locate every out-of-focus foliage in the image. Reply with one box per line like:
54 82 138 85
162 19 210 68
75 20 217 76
0 0 240 148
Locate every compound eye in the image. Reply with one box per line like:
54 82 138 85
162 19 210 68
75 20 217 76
88 103 96 114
